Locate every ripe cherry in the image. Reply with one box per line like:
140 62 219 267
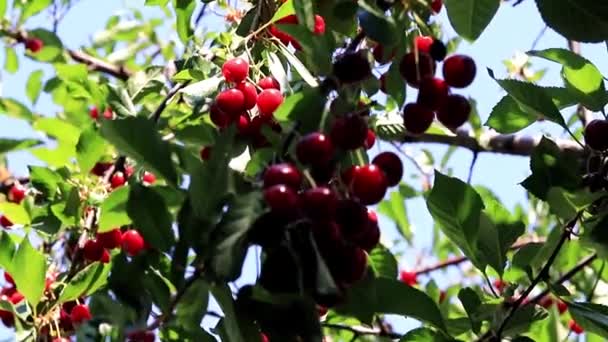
110 172 126 189
569 319 584 334
91 162 112 177
430 40 447 61
364 129 376 149
260 333 270 342
443 54 476 88
83 240 104 261
121 230 145 257
334 245 368 284
350 164 388 205
70 304 92 325
100 249 111 263
399 52 436 88
351 209 381 251
222 57 249 84
103 108 114 119
296 132 334 166
263 163 302 190
335 199 369 238
330 114 368 150
258 76 280 91
415 36 434 54
431 0 443 13
493 279 507 293
417 77 449 111
557 300 568 314
216 89 246 114
59 309 73 331
372 152 403 187
437 94 471 129
0 310 13 327
236 82 258 110
89 107 99 119
400 270 418 286
300 187 338 219
257 89 283 117
96 228 123 249
142 171 156 185
333 51 372 84
403 103 435 134
128 330 156 342
539 296 554 309
25 38 43 53
314 15 326 35
200 146 212 160
585 119 608 151
8 184 26 204
263 185 299 214
372 44 395 65
0 215 13 229
210 103 231 128
236 114 251 136
341 165 361 188
4 272 14 287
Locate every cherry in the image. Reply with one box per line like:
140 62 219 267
379 73 387 93
59 309 73 331
314 15 326 35
257 89 283 117
300 187 338 219
351 209 380 251
569 319 584 334
431 0 442 13
399 52 436 88
89 107 99 119
200 146 212 160
8 184 26 204
430 40 447 61
260 333 270 342
312 220 343 254
127 330 156 342
437 94 471 129
372 44 395 65
70 304 92 325
258 76 280 91
372 152 403 187
317 305 328 317
557 300 568 314
330 114 368 150
277 14 298 24
25 38 43 53
333 51 372 84
296 132 334 166
269 24 293 46
333 245 368 284
222 57 249 84
263 163 302 190
417 77 449 111
493 279 507 293
350 164 388 205
103 108 114 119
0 215 13 229
335 199 368 238
210 103 231 128
4 272 14 287
216 89 246 114
141 171 156 185
263 185 299 213
539 296 554 309
83 239 104 261
400 270 418 286
121 230 145 257
415 36 434 54
443 54 476 88
364 129 376 149
585 119 608 151
0 310 13 327
403 103 435 134
236 114 251 136
96 228 123 249
100 249 111 263
110 172 126 189
91 162 112 177
236 82 258 110
341 165 361 187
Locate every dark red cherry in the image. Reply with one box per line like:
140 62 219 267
263 163 302 190
236 82 258 110
436 94 471 129
417 77 449 111
399 52 436 88
372 152 403 187
296 132 334 166
350 164 388 205
330 114 368 150
585 119 608 151
263 185 299 214
403 103 435 134
300 187 338 219
442 55 476 88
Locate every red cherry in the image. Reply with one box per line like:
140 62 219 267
200 146 212 161
256 89 283 117
400 270 418 286
493 279 507 293
83 240 104 261
300 187 338 219
91 162 112 177
263 185 299 214
443 54 476 88
103 108 114 119
399 52 436 88
364 129 376 150
351 209 381 251
258 76 280 91
128 330 156 342
110 172 126 189
373 44 395 64
89 107 99 119
4 272 14 287
263 163 302 190
334 245 368 284
431 0 443 13
585 119 608 151
296 132 334 166
372 152 403 187
121 230 145 257
0 215 13 229
260 333 270 342
277 14 298 24
569 319 584 334
142 171 156 185
341 165 361 188
334 199 368 239
96 228 123 249
350 164 388 205
236 82 258 110
8 184 26 204
269 25 292 46
539 296 554 309
236 114 251 136
59 309 73 331
52 338 71 342
417 77 449 111
330 114 368 150
317 305 328 317
439 291 447 303
403 103 435 134
222 57 250 84
437 94 471 129
70 304 92 325
415 36 434 54
557 300 568 314
9 291 23 304
216 89 246 114
313 15 325 35
25 38 43 53
100 249 110 263
210 103 232 128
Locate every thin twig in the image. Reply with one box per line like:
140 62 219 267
148 82 191 123
467 151 479 184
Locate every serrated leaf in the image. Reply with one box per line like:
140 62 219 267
11 237 47 306
357 1 399 46
60 262 111 302
378 190 411 242
76 125 105 174
98 186 132 233
20 0 52 21
568 302 608 338
127 184 175 252
486 95 537 134
445 0 499 41
273 87 327 133
0 98 34 121
0 138 41 154
369 245 398 279
175 279 209 332
174 0 195 44
535 0 608 43
29 166 62 199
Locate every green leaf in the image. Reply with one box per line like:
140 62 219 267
11 237 47 306
486 96 537 134
0 0 6 18
4 47 18 74
101 117 178 186
293 0 315 31
207 191 263 281
127 184 175 252
174 0 195 44
385 61 406 107
369 245 398 279
60 262 112 302
271 0 295 22
34 117 81 145
210 285 246 342
444 0 499 41
98 186 132 233
277 44 318 87
399 327 451 342
145 0 169 5
26 29 64 62
378 190 411 242
273 87 327 133
569 302 608 339
127 69 165 103
20 0 52 20
535 0 608 43
0 98 34 121
0 233 16 272
76 125 105 174
55 64 88 81
528 48 608 111
106 83 136 117
25 70 44 104
458 288 482 333
357 0 399 47
0 138 41 154
276 24 333 75
0 203 30 225
236 8 256 37
29 166 62 199
175 279 209 332
427 171 484 270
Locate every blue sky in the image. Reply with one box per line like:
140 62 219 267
0 0 607 339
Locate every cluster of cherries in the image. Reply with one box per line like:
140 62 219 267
90 161 156 189
0 182 27 229
269 13 326 49
81 227 147 264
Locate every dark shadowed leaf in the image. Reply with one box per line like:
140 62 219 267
568 302 608 338
127 184 175 252
445 0 499 41
535 0 608 43
369 245 398 279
